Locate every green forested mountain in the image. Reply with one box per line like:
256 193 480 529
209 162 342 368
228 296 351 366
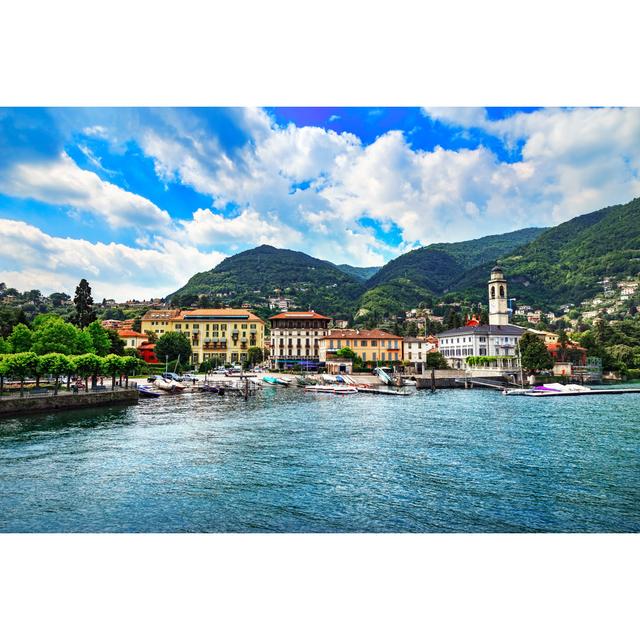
449 197 640 310
167 197 640 321
169 245 365 318
357 227 546 319
335 264 382 281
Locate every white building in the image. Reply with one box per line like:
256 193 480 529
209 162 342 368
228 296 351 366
269 311 331 369
403 336 439 373
437 266 525 370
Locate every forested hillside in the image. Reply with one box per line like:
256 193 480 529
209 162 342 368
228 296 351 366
449 198 640 310
169 245 365 318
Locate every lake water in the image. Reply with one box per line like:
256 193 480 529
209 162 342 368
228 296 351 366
1 386 639 532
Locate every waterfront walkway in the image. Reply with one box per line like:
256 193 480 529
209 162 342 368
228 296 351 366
0 387 138 417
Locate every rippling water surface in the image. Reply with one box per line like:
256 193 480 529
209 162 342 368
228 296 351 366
1 386 639 532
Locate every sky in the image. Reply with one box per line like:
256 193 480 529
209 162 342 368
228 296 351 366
1 106 639 300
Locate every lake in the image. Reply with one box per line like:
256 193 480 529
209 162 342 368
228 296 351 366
1 385 639 532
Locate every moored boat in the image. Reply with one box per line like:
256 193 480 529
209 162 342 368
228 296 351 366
304 385 358 395
262 375 290 386
138 384 161 398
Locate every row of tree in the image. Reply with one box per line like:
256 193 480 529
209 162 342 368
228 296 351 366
0 315 126 357
0 352 141 397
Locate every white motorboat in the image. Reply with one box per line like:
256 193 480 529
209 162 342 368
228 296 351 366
304 385 358 395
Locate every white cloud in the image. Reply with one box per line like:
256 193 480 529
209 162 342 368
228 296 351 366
0 152 171 230
0 218 225 299
181 207 303 247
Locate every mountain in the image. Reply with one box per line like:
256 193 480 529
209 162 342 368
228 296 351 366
448 197 640 310
169 245 365 318
358 227 546 318
335 264 382 281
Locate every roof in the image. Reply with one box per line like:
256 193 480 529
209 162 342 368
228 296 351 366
404 335 439 343
138 342 156 349
437 323 525 337
178 308 264 323
141 309 180 321
319 329 403 341
118 329 147 338
269 311 331 320
491 265 504 273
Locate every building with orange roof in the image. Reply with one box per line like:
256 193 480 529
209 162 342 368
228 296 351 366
141 308 265 366
269 311 332 369
318 328 403 366
117 329 149 349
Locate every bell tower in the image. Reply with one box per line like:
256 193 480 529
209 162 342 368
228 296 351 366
488 265 509 326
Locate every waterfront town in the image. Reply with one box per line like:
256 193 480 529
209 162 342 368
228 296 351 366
4 260 638 418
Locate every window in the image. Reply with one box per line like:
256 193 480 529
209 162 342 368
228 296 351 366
371 340 377 346
491 286 495 299
361 340 367 346
499 285 505 298
362 352 366 361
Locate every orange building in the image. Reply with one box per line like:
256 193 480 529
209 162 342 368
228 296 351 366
318 329 403 366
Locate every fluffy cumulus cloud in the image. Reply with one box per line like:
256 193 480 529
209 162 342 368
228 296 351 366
133 106 640 261
0 152 171 229
1 106 640 298
0 219 226 299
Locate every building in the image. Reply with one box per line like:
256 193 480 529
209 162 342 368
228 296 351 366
402 336 439 373
269 311 331 369
140 309 181 336
526 310 543 324
437 266 525 370
141 308 266 366
118 329 149 349
138 342 159 364
318 329 403 366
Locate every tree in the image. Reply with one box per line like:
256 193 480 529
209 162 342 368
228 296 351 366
106 328 126 355
73 353 102 392
73 278 96 328
120 356 139 387
102 354 125 389
246 346 264 367
31 316 80 355
155 331 192 365
84 320 111 356
425 351 448 369
519 333 553 374
8 323 32 353
0 336 9 354
144 330 158 343
38 353 71 395
6 352 38 397
336 346 363 368
49 292 71 307
557 328 569 362
0 354 10 394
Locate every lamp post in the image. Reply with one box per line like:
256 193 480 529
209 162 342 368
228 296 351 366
165 354 168 373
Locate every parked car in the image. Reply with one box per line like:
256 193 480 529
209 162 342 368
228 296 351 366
162 372 183 382
214 367 228 374
182 374 197 382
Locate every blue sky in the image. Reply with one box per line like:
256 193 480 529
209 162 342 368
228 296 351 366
0 106 639 299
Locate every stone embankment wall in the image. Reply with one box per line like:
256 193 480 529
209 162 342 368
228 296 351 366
0 389 138 417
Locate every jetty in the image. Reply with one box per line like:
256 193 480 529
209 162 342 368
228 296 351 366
0 387 138 417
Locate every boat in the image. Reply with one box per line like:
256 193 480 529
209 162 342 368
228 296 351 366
138 385 161 398
512 382 640 397
153 378 185 393
262 375 290 386
201 384 225 395
304 385 358 395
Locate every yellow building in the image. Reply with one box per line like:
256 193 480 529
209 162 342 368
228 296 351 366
141 308 265 366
